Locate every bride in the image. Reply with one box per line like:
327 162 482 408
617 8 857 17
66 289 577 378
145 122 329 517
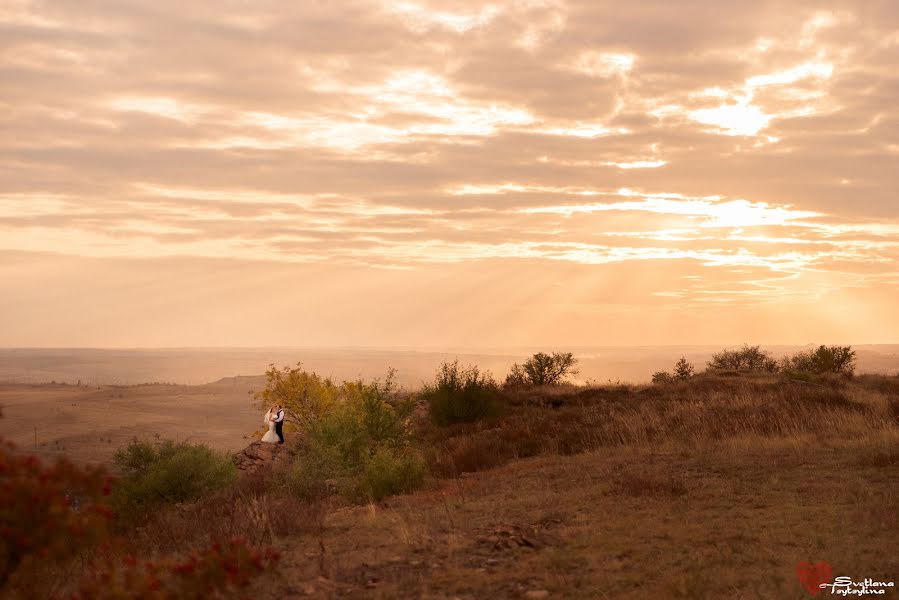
261 406 279 443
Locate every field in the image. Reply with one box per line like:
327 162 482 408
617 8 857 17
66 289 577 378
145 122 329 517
0 377 262 465
276 440 896 598
2 370 897 598
258 374 899 598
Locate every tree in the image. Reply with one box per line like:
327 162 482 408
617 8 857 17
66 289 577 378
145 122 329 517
507 352 579 386
674 358 695 380
782 345 856 377
708 344 778 372
502 363 529 388
254 363 340 430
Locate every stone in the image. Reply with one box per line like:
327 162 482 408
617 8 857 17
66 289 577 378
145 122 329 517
232 440 288 474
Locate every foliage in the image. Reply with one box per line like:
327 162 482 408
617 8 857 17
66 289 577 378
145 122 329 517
503 363 529 388
1 440 114 593
707 344 778 372
255 363 340 430
653 358 696 385
73 537 279 600
506 352 579 387
112 440 237 515
782 345 857 377
423 360 501 426
673 357 695 380
360 447 427 502
651 371 674 385
286 370 426 502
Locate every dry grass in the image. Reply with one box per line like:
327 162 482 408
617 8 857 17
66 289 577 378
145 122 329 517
77 373 899 598
266 440 897 598
422 373 895 478
245 373 898 598
124 464 325 556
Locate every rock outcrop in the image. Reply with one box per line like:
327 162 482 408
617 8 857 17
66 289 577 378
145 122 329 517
232 441 288 473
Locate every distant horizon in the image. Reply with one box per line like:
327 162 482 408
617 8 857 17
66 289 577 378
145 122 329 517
2 345 896 388
2 342 898 351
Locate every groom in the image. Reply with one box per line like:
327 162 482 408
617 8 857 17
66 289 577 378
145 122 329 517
274 405 285 444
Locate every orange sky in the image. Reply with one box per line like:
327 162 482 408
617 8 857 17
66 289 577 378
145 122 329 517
1 1 897 347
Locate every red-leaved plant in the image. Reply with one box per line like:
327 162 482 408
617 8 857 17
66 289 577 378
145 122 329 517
74 537 280 599
1 426 280 599
0 437 114 595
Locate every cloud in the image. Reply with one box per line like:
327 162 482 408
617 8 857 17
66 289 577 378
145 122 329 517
1 0 897 345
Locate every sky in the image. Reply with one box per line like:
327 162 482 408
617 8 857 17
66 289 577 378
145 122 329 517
1 0 898 348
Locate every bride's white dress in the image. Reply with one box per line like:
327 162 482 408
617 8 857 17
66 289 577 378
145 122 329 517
261 409 279 443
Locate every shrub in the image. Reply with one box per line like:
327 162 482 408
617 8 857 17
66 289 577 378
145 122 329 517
359 447 426 502
286 370 426 503
74 538 279 600
1 416 277 599
708 344 778 372
653 358 695 384
285 444 343 501
506 352 579 387
424 360 501 426
112 440 237 515
782 345 856 377
1 442 114 593
674 357 695 380
651 371 674 385
503 363 529 388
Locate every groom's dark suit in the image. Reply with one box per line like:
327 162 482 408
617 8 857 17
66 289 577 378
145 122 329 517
274 409 285 443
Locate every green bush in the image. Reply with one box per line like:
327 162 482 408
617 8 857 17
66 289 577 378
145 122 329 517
285 444 343 501
284 370 426 503
112 440 237 514
359 447 426 502
423 360 501 426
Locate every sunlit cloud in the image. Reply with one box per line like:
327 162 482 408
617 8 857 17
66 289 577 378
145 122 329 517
522 196 821 228
606 160 667 169
689 100 772 136
571 51 636 77
1 0 897 345
388 2 502 33
108 97 211 123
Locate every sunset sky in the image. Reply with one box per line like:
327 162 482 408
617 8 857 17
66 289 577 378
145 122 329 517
1 0 897 348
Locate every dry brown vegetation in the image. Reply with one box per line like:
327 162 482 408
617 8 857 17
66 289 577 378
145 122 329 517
4 370 898 598
123 372 899 598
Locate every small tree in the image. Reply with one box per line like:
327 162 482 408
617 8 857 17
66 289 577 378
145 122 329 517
674 357 695 380
509 352 579 386
255 363 340 431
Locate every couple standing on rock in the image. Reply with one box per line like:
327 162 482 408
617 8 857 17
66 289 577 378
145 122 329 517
262 405 285 444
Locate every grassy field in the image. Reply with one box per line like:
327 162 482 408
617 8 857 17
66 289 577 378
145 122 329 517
3 371 897 598
120 372 899 599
